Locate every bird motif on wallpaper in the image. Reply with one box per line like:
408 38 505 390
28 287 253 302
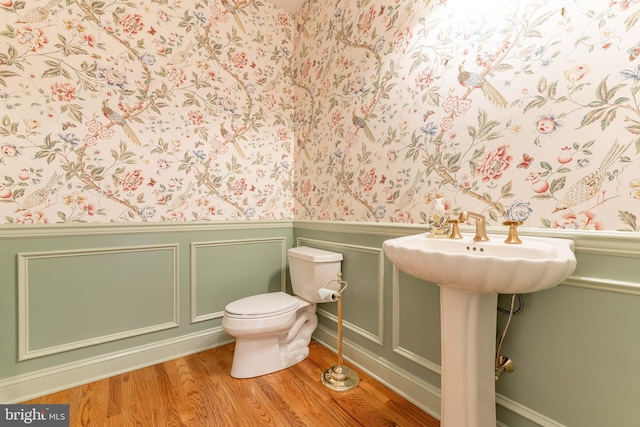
16 173 61 211
263 72 282 92
18 0 60 24
352 110 375 142
394 170 424 212
168 182 193 211
220 123 246 159
221 0 245 33
457 63 508 107
102 100 142 146
553 142 631 213
168 41 194 65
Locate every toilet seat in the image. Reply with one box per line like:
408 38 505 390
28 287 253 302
224 292 300 319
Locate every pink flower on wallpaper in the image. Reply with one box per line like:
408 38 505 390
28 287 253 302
231 52 248 70
300 59 312 79
82 34 96 47
440 117 454 131
85 120 114 140
230 178 248 196
209 6 229 25
188 110 205 126
301 179 312 197
415 67 434 91
552 210 603 230
331 110 342 126
393 27 412 53
277 13 289 26
277 127 289 141
262 93 276 109
83 203 96 216
119 169 144 192
477 145 513 182
1 144 18 157
475 52 495 68
50 82 76 102
609 0 637 11
14 211 48 224
166 211 187 221
442 96 472 116
83 134 98 146
360 168 378 192
166 66 186 86
359 5 377 35
86 120 103 133
120 14 144 35
15 26 48 52
535 115 561 135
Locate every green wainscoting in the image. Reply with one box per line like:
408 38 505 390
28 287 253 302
0 221 294 403
2 220 639 427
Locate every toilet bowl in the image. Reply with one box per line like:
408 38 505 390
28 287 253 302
222 246 343 378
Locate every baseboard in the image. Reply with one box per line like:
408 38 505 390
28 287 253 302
312 325 442 421
0 328 232 404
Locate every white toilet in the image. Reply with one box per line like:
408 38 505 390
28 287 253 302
221 246 343 378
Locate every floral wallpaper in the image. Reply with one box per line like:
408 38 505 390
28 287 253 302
1 0 295 223
1 0 640 232
292 0 640 231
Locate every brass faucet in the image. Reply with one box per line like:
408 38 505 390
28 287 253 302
458 211 489 242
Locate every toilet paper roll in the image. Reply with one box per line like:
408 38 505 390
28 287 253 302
318 288 338 302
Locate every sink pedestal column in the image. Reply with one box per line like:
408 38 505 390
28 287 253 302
440 286 498 427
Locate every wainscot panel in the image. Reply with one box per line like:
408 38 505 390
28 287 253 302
18 245 178 360
190 237 287 323
296 237 384 346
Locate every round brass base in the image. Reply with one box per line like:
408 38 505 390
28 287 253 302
321 365 360 391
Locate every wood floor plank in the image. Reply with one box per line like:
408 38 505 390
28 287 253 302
20 340 440 426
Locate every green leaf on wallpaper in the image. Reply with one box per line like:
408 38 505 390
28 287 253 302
580 107 606 127
524 96 547 113
601 108 617 130
0 69 20 87
618 210 638 231
548 176 566 195
0 25 16 39
41 61 62 78
537 76 547 93
501 181 513 198
626 122 640 135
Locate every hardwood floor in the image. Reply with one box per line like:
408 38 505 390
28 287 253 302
23 340 440 426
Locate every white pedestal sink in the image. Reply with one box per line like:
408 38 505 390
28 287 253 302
383 232 577 427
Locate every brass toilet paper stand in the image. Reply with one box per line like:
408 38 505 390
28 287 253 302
319 272 360 391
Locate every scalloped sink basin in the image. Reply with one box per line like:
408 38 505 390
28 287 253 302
383 232 576 294
383 232 577 426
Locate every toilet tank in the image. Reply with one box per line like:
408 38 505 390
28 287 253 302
288 246 343 303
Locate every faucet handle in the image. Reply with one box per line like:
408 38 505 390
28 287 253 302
503 220 523 244
447 219 463 239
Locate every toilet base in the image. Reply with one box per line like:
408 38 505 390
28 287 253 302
230 336 310 378
228 304 318 378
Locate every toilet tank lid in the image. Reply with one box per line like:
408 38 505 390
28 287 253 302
288 246 343 262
